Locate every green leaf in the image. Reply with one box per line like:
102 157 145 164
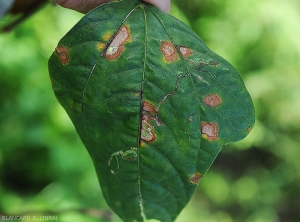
48 0 255 221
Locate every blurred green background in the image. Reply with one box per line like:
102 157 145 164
0 0 300 221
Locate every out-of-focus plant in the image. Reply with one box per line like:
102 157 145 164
1 0 300 221
0 0 48 32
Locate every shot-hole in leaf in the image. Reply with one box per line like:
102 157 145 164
48 0 255 221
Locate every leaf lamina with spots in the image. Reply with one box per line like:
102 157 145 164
48 0 255 221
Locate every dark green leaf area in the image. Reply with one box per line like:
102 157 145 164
48 0 255 221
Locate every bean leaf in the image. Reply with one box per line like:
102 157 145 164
48 0 255 221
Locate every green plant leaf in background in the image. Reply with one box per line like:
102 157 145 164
48 0 255 221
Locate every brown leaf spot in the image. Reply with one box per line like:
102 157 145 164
210 62 219 66
143 101 156 114
55 46 69 65
204 94 222 107
201 122 218 141
97 42 105 51
179 46 192 58
105 26 130 60
141 114 156 142
161 41 178 62
190 172 203 184
247 126 253 133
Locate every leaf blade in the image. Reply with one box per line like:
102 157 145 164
48 1 255 221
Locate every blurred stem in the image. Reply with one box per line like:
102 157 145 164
0 0 49 33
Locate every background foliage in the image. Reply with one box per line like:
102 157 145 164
0 0 299 221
